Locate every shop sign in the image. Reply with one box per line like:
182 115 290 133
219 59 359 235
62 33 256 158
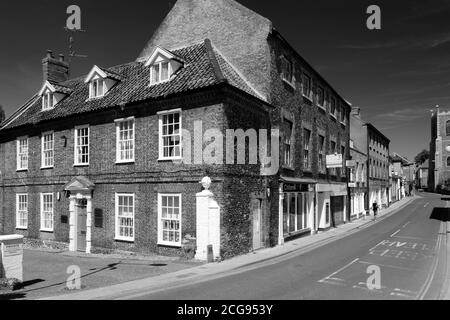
283 183 310 193
326 154 343 168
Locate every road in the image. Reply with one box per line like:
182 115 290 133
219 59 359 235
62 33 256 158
126 193 449 300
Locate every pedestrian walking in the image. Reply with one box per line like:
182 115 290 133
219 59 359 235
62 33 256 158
372 201 378 221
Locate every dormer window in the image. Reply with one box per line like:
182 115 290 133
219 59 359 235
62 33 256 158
90 78 105 98
42 90 54 110
151 61 171 85
39 81 71 111
145 46 183 87
85 65 122 100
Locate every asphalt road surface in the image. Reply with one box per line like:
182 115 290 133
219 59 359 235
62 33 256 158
126 193 449 300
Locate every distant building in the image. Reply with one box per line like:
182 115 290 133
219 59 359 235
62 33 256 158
429 106 450 191
416 160 429 190
390 154 408 201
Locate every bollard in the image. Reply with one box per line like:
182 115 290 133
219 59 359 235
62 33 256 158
0 235 24 282
207 245 214 263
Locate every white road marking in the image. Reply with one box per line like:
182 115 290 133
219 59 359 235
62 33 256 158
352 282 384 294
390 292 415 298
416 221 444 300
318 258 359 285
402 222 411 228
424 202 429 208
391 229 401 237
394 288 418 295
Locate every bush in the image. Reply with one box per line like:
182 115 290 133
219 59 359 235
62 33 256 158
0 278 21 291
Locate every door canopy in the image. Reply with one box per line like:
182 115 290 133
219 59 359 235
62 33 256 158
64 176 95 193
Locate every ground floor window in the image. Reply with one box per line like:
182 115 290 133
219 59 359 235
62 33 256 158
283 192 311 235
16 194 28 229
115 193 135 241
40 193 54 231
158 193 182 247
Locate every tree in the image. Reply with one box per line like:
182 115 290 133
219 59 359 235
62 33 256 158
0 104 5 124
414 149 429 165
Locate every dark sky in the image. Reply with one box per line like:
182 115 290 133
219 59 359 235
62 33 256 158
1 0 450 161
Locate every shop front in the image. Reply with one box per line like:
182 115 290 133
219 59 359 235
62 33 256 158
278 177 316 244
316 183 348 230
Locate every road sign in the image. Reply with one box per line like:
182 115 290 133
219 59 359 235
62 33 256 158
346 160 356 167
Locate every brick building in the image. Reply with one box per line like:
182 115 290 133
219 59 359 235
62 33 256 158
0 0 351 258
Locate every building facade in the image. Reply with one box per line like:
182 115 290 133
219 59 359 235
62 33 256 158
0 0 351 258
429 106 450 191
365 124 390 212
349 107 367 220
415 160 429 190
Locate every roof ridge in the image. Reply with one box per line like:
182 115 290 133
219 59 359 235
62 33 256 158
204 39 227 83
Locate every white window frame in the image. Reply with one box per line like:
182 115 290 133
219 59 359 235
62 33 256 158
158 193 182 247
283 119 293 168
89 78 105 99
114 193 135 242
330 97 338 119
42 90 54 111
280 55 293 84
303 128 311 169
16 137 29 171
115 117 135 164
16 194 28 230
41 131 54 169
40 193 54 232
150 60 172 85
317 87 325 110
74 125 90 166
340 105 347 125
302 73 312 101
158 109 182 161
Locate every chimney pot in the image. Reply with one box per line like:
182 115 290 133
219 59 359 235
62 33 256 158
47 50 53 58
59 54 65 62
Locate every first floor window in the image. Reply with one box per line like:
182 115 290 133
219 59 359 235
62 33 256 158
330 98 337 118
75 126 89 165
41 132 54 168
302 74 311 99
159 110 182 160
158 194 182 246
318 135 325 171
16 194 28 229
17 138 28 170
303 129 311 169
115 193 135 241
40 193 54 231
317 87 325 107
116 118 135 163
283 120 293 167
281 55 293 83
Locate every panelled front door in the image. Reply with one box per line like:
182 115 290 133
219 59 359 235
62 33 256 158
76 199 87 252
252 199 263 250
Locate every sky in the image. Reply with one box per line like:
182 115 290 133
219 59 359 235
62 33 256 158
1 0 450 161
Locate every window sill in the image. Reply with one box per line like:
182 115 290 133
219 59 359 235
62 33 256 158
302 94 313 103
115 160 135 165
114 237 135 243
40 229 54 233
16 169 28 172
158 157 183 162
330 115 338 121
157 242 182 248
16 227 27 231
340 121 347 126
282 165 295 171
282 78 296 90
74 164 89 167
317 105 326 111
40 166 54 170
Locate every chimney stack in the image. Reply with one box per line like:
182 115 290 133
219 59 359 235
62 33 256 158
42 50 69 83
351 106 361 118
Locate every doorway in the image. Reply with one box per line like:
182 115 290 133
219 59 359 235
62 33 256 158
76 199 87 252
252 199 263 250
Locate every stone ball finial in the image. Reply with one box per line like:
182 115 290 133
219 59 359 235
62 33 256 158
200 176 212 190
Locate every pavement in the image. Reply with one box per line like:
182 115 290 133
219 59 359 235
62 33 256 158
0 247 202 300
41 194 426 300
